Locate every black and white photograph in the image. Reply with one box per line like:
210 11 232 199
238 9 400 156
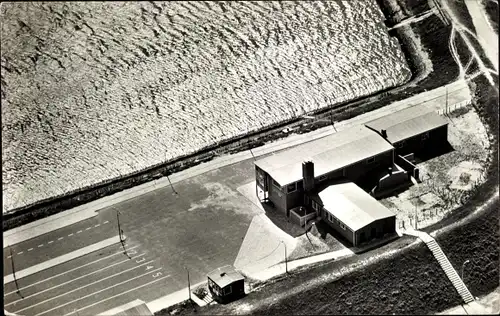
2 1 499 315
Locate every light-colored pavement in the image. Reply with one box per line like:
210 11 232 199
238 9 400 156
3 206 97 248
464 0 498 72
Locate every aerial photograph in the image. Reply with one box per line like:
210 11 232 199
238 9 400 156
2 0 498 315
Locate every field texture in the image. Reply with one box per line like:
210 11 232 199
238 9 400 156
1 1 411 213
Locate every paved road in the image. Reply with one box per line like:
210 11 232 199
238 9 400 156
3 80 472 315
3 159 263 316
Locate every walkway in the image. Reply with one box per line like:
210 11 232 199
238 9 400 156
404 229 475 304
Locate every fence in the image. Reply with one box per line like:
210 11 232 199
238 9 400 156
437 99 472 115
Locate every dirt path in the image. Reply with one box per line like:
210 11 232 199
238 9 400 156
465 0 498 72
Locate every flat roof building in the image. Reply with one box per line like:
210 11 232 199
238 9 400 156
255 125 394 187
365 107 449 154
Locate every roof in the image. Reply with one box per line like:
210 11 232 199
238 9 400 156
364 107 448 144
318 182 395 231
254 125 394 186
207 265 244 288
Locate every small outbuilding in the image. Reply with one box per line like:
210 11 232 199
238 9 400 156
311 181 396 246
207 265 245 303
365 106 449 156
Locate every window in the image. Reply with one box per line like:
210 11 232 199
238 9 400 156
328 213 334 223
272 179 282 190
366 157 375 164
312 200 319 211
318 175 327 182
224 285 232 295
287 182 297 193
340 223 346 230
422 132 429 140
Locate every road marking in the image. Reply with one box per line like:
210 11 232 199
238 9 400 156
95 224 100 228
4 235 123 285
77 230 83 234
103 221 109 224
58 237 64 241
38 244 44 248
68 233 74 237
48 241 54 244
4 245 139 296
66 276 169 316
85 227 92 231
7 255 12 259
17 251 23 255
32 268 164 316
6 254 149 307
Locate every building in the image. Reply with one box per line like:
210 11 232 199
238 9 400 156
207 265 245 303
310 181 396 246
254 125 394 217
254 108 449 246
364 106 449 156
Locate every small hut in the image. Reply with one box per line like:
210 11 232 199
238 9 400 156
207 265 245 303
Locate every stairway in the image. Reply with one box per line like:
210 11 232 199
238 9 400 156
426 239 475 304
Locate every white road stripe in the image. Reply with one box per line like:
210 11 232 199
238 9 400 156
6 255 149 308
48 241 54 244
103 221 109 224
94 224 100 228
68 233 74 237
65 276 169 316
77 230 82 234
4 245 139 297
17 252 23 255
38 244 44 248
58 237 64 241
32 268 163 316
7 255 12 259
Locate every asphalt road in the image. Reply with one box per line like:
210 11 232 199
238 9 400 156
2 81 472 315
3 158 262 316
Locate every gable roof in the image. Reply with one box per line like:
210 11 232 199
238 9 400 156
254 125 394 186
318 182 395 231
364 107 448 144
207 265 244 288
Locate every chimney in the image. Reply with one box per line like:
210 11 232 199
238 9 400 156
388 167 393 175
381 129 387 138
302 161 315 192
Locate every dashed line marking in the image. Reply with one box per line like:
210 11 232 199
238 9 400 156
38 244 44 248
7 255 12 259
94 224 100 228
28 248 34 252
58 237 64 241
68 233 74 237
48 241 54 244
17 251 24 255
77 230 83 234
103 221 109 224
85 227 92 231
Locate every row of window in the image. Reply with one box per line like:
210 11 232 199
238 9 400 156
327 212 346 230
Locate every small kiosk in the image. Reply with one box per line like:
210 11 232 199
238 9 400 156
207 265 245 303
